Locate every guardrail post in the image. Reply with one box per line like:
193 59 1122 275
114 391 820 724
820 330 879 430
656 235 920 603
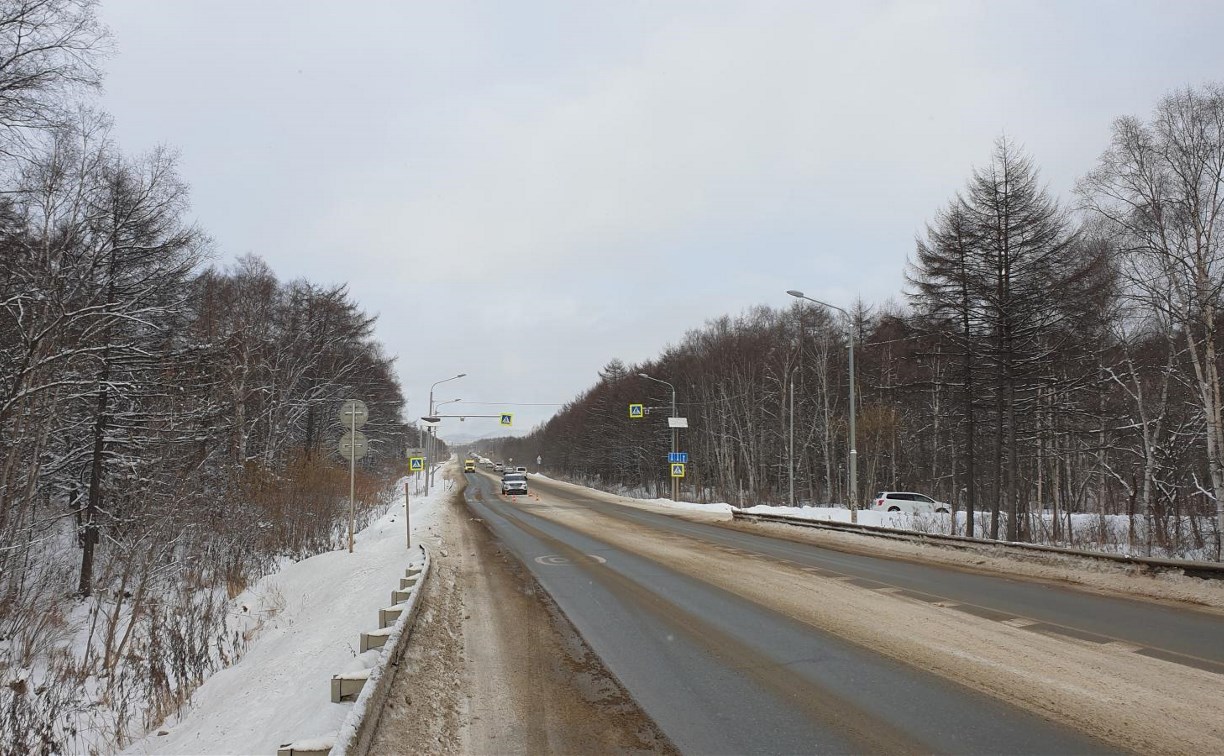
330 670 371 703
277 743 332 756
360 628 392 653
379 604 405 628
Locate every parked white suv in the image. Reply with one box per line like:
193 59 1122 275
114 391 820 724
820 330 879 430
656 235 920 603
869 491 949 514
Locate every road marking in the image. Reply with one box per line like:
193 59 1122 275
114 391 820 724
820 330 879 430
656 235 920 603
533 554 608 566
842 577 890 589
1026 622 1110 643
1134 647 1224 675
1003 618 1038 628
950 603 1015 622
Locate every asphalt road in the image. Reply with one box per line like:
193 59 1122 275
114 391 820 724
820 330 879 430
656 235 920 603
460 471 1158 755
548 481 1224 672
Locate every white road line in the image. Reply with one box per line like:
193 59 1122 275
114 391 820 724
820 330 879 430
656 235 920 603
1003 618 1038 628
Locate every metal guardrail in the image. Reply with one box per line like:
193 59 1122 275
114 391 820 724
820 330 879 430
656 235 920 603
731 509 1224 580
331 543 433 756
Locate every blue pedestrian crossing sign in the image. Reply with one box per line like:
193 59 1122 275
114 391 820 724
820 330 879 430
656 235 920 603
500 413 513 426
668 452 688 464
670 463 686 478
409 456 424 472
628 403 644 418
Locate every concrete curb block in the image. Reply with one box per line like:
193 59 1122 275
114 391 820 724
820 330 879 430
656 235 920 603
731 510 1224 579
330 542 432 756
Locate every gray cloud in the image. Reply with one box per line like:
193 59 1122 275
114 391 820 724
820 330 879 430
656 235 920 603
98 1 1224 436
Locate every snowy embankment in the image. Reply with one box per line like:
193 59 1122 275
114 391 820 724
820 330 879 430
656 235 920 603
728 505 1217 560
122 471 450 755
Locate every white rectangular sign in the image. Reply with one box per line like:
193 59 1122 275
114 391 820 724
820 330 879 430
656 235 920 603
667 417 688 429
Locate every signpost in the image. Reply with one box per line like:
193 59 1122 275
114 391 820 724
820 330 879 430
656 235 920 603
339 432 368 460
500 413 513 426
668 452 689 464
628 403 644 418
408 457 425 472
338 399 368 553
670 463 686 478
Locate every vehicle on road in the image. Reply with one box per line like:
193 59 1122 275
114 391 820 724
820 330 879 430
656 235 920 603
501 473 528 496
869 491 950 514
514 466 527 476
493 463 504 472
464 459 476 472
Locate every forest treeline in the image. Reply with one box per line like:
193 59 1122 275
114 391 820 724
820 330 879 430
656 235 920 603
490 84 1224 562
0 2 422 751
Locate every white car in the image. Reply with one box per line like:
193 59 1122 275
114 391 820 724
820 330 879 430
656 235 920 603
869 491 950 514
501 473 528 496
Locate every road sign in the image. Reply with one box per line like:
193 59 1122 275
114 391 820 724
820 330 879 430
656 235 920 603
406 447 424 458
670 463 686 478
536 455 542 465
628 403 644 418
500 413 513 426
668 417 689 429
339 431 369 460
339 399 368 429
408 456 424 472
668 452 689 464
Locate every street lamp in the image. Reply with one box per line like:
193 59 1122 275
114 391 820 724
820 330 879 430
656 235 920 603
427 373 466 488
430 399 462 479
639 372 680 502
788 290 858 523
788 364 797 509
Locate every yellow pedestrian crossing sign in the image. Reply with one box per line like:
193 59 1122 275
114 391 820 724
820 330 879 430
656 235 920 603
409 457 424 472
670 463 685 478
628 403 644 418
500 413 513 426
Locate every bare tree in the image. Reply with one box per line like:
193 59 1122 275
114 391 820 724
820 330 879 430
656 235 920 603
0 0 109 147
911 200 984 535
1080 84 1224 558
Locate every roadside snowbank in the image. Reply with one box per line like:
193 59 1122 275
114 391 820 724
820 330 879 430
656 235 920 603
625 496 1215 561
122 473 450 755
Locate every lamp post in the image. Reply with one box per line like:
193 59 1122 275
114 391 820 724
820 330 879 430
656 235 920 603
430 398 461 487
788 290 858 523
639 372 679 502
789 364 796 508
427 373 466 489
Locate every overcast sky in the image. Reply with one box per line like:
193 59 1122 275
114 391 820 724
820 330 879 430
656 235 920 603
97 1 1222 440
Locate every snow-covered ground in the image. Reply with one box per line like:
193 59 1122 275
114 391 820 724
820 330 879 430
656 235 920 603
727 504 1217 560
121 471 451 756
